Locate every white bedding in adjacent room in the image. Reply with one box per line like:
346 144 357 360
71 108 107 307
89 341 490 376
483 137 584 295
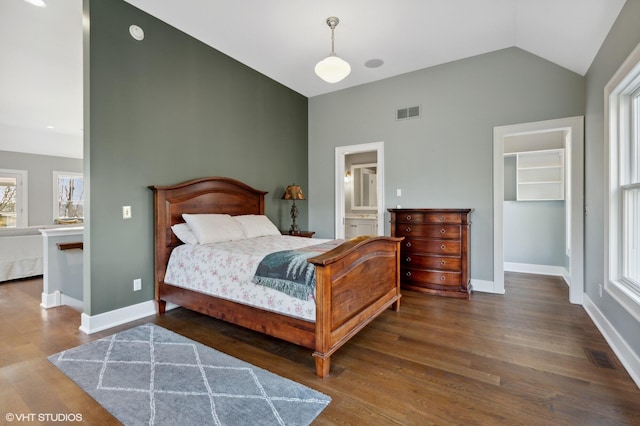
0 230 43 282
164 235 331 321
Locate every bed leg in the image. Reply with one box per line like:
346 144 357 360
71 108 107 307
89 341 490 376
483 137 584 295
391 297 401 311
313 353 331 378
157 299 166 315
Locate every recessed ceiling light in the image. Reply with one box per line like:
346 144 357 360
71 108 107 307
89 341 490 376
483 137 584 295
129 25 145 41
365 59 384 69
24 0 46 8
46 125 54 129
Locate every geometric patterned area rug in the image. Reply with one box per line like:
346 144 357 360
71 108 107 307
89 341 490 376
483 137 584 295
48 324 330 426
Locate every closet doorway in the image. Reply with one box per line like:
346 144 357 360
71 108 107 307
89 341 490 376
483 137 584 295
334 142 385 239
493 117 584 304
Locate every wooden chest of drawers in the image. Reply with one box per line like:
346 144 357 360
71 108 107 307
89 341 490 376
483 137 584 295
388 208 473 299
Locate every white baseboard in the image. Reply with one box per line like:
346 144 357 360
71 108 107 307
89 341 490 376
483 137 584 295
41 291 84 311
61 294 83 311
80 300 157 334
79 300 180 335
583 293 640 389
471 279 502 294
504 262 567 277
41 291 61 309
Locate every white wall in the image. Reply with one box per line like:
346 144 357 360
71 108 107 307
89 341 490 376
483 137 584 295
583 0 640 384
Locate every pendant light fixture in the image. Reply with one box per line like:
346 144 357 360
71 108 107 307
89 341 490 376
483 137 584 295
24 0 46 7
315 17 351 83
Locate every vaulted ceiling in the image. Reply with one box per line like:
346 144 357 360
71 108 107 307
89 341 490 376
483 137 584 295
0 0 627 157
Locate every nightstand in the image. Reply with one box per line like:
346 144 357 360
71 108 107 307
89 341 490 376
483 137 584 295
281 230 315 238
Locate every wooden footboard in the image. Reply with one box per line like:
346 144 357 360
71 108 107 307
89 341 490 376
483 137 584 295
309 236 403 377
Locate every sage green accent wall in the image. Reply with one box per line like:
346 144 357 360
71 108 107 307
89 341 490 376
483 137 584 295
309 47 585 282
584 1 640 359
0 150 82 226
86 0 308 315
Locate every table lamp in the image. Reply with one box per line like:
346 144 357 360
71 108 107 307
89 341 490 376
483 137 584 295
282 184 305 235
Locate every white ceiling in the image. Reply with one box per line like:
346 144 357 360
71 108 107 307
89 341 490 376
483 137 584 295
0 0 626 158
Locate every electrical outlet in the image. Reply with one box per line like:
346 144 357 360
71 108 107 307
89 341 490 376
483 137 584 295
397 188 402 197
133 278 142 291
122 205 132 219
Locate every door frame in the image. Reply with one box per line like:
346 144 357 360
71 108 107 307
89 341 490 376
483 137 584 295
493 116 584 304
335 142 385 238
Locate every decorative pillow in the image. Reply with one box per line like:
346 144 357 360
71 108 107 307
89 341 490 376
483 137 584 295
233 214 281 238
182 214 246 244
171 223 199 245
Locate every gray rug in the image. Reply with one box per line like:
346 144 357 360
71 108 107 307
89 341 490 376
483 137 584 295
48 324 330 425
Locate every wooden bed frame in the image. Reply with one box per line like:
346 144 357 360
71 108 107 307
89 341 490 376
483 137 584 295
149 177 402 377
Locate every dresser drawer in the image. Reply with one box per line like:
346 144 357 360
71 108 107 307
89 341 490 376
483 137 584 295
401 254 461 271
402 238 461 256
394 211 463 224
396 224 461 239
423 212 462 224
393 212 425 223
401 268 462 286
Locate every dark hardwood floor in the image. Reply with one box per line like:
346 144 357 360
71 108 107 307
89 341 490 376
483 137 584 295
1 273 639 425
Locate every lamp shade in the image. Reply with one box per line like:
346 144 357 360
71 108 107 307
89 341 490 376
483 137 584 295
282 185 305 200
315 55 351 83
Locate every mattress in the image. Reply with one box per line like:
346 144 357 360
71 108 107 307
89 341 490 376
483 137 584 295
163 235 332 321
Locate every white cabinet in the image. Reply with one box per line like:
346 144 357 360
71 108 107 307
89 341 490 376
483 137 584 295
516 149 565 201
345 218 377 239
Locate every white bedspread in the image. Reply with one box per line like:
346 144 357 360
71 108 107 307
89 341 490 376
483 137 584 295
164 235 331 321
0 234 43 282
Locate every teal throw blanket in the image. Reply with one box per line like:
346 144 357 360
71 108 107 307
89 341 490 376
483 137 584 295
252 240 342 300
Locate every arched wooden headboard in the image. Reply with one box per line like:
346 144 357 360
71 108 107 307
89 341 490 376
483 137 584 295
149 176 267 287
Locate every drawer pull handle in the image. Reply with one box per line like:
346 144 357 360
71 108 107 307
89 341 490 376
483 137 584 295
440 276 446 281
406 256 412 262
440 244 446 250
406 271 412 277
440 216 445 221
406 215 411 220
441 260 446 265
406 242 412 247
440 228 446 234
406 227 411 233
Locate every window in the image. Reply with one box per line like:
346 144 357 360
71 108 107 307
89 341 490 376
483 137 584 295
53 171 84 223
0 169 27 228
605 41 640 321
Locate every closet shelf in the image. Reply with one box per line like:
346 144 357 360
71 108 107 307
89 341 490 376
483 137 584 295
516 148 565 201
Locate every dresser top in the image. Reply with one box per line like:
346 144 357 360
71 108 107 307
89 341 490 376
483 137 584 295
387 208 473 213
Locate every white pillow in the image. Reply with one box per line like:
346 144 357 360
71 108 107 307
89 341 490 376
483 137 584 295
182 214 246 244
233 215 281 238
171 223 199 245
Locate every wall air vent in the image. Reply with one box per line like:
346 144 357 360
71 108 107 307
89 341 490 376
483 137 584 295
396 105 421 121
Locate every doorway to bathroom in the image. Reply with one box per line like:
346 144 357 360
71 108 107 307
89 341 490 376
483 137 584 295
334 142 385 239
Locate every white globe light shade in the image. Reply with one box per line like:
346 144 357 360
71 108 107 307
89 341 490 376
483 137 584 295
24 0 46 6
315 55 351 83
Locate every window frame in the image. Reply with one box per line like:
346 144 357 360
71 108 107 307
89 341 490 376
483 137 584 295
0 169 28 228
53 171 84 222
605 40 640 322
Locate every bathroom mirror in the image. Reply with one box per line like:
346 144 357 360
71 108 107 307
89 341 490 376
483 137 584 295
351 163 377 210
